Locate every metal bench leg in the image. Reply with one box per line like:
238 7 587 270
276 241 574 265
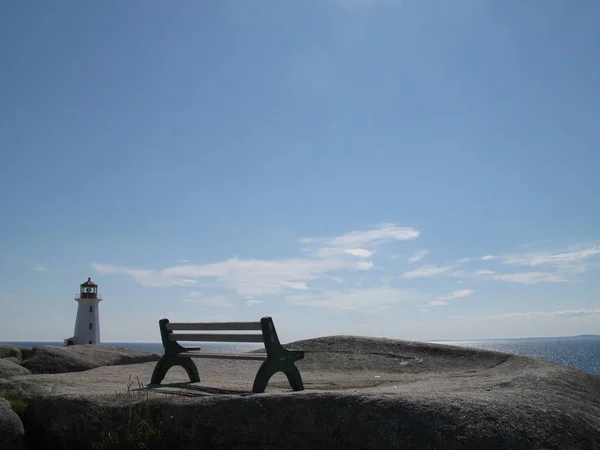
150 355 200 385
283 364 304 391
252 359 278 393
252 359 304 393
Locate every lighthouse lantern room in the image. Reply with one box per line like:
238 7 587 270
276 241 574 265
64 278 103 346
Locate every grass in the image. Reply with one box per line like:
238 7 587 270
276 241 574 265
91 375 170 450
0 388 28 417
2 377 174 450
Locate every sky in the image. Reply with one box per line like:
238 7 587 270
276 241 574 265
1 1 599 343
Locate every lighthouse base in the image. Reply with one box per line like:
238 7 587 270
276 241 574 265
64 337 94 346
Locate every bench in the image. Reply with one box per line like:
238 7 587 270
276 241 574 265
150 316 305 393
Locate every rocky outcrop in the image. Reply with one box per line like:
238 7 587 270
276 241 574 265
0 359 31 378
21 345 160 374
1 336 599 449
0 344 25 362
0 398 25 450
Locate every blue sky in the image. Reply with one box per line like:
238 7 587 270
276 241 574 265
1 1 599 343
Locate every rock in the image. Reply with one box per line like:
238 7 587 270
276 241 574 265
2 336 599 449
0 359 31 379
0 398 25 450
2 357 22 365
21 345 161 375
0 344 24 362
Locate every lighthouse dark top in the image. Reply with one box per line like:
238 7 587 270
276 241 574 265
80 277 98 299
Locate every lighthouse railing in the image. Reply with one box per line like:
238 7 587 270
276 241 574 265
74 293 103 300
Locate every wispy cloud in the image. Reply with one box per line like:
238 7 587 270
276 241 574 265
473 269 495 276
502 246 600 268
423 289 473 307
487 309 600 319
92 258 343 294
437 289 474 301
34 264 46 272
399 265 454 279
429 300 447 306
408 249 429 263
345 248 374 258
176 259 190 264
246 299 265 306
301 223 419 257
481 255 496 261
456 257 472 264
491 272 567 285
356 260 374 270
286 286 415 310
93 224 420 296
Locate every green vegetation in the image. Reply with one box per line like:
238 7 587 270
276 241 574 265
0 388 28 417
92 375 170 450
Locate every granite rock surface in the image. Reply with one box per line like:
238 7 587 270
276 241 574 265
1 336 599 449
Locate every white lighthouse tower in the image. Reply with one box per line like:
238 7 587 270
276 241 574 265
64 278 102 346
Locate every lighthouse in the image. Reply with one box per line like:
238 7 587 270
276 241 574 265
64 278 102 346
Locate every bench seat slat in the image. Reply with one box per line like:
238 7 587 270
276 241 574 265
169 333 264 343
184 351 266 361
166 322 262 331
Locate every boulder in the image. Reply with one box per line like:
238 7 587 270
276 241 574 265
2 357 22 365
0 344 24 362
0 359 31 379
1 336 599 449
0 398 25 450
21 345 161 375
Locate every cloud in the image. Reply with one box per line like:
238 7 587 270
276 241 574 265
356 260 374 270
93 225 421 296
408 249 430 263
344 248 374 258
481 255 496 261
399 265 454 279
182 292 234 308
437 289 474 301
302 224 419 257
429 300 447 306
487 309 600 319
34 264 46 272
286 286 414 310
92 257 350 296
473 269 495 276
456 258 472 264
502 246 600 268
176 259 190 264
246 299 265 306
491 272 567 285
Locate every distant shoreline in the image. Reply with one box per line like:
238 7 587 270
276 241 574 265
1 334 599 346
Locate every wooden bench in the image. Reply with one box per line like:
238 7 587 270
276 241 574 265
150 316 305 393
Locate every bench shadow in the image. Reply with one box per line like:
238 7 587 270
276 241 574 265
142 382 257 397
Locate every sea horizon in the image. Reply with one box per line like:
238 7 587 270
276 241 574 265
3 335 599 376
3 333 599 346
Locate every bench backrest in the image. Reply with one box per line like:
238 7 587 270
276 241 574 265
158 316 285 357
165 321 264 343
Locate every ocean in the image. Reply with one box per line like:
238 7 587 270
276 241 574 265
3 337 599 376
